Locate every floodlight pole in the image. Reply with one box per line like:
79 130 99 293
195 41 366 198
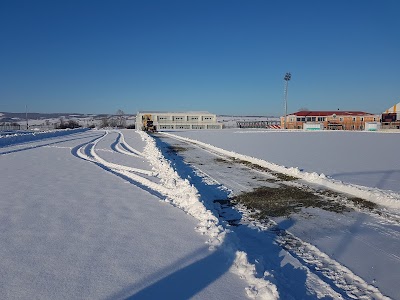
283 72 291 129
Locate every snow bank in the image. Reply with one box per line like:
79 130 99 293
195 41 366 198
0 128 89 147
161 132 400 209
138 131 279 300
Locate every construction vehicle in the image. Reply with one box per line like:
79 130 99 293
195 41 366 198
141 114 156 132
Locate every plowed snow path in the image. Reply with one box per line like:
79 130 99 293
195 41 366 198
156 133 400 299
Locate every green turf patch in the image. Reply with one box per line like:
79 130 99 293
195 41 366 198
233 185 351 218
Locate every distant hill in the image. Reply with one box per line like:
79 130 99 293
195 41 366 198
0 112 130 121
0 112 89 120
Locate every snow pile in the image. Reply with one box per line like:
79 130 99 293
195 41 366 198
160 132 400 209
138 131 279 299
0 128 89 147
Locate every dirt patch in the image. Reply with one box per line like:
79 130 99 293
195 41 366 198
272 172 298 182
232 159 298 181
214 157 233 164
348 197 378 210
233 159 270 171
232 185 351 218
314 189 378 211
168 145 189 153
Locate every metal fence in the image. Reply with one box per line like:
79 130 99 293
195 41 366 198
0 124 21 131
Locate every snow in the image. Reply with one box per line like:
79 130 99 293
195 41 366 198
1 128 399 299
0 130 278 299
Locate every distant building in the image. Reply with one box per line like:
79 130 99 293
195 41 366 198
136 111 223 131
280 111 380 130
381 102 400 129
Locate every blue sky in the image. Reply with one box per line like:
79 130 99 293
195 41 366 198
0 0 399 116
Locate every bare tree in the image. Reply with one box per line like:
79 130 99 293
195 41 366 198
100 118 109 128
109 118 118 127
116 109 126 128
59 117 65 127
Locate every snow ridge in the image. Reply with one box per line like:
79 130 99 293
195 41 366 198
138 131 279 300
160 132 400 209
0 128 89 147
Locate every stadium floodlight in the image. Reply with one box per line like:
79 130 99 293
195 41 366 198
283 72 291 129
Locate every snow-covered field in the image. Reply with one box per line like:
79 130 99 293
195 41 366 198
1 129 399 299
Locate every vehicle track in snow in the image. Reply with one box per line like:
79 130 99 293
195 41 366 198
71 130 170 197
155 133 394 300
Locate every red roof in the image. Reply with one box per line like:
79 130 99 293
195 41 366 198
292 111 374 117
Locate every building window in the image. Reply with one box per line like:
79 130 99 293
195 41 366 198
192 125 205 129
317 117 325 122
352 117 356 122
306 117 312 122
361 117 364 121
339 117 343 121
207 125 221 129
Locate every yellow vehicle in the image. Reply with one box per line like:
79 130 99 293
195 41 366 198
141 114 156 132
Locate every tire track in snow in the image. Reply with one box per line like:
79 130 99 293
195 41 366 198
116 130 144 157
76 131 154 177
72 131 170 197
271 227 389 300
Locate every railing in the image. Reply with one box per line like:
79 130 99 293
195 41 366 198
0 124 21 131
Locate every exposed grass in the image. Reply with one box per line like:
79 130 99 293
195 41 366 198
233 159 270 171
233 159 298 181
315 189 378 211
315 189 343 198
167 145 189 153
348 197 378 210
214 157 233 164
232 185 351 218
272 172 298 182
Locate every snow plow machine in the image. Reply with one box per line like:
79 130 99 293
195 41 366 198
141 114 157 132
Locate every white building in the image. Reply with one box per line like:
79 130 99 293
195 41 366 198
136 111 223 130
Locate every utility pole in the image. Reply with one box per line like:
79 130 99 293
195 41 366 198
25 105 29 130
283 72 291 129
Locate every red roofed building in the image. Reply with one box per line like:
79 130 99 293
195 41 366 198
280 111 380 130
